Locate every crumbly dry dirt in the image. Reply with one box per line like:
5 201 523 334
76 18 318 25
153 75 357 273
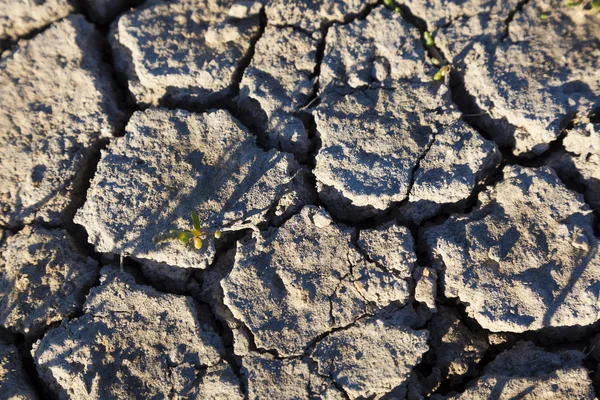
1 0 599 399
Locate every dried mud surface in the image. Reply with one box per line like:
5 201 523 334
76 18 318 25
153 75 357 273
1 0 599 399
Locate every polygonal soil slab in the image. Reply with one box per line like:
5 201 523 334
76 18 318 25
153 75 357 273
265 0 377 34
314 84 499 221
462 0 600 156
313 4 500 222
310 310 429 399
222 206 414 356
444 342 595 399
425 165 600 333
314 85 448 215
0 15 123 228
319 7 430 95
242 354 343 399
237 26 317 159
0 0 74 40
111 0 262 107
400 119 501 224
549 117 600 212
0 343 39 399
0 226 98 339
33 266 242 399
409 120 500 205
76 108 312 269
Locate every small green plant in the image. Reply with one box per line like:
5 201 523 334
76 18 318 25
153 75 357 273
383 0 402 13
153 212 221 250
433 65 450 81
423 31 434 47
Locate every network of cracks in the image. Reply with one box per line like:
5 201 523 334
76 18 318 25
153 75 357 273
0 0 599 399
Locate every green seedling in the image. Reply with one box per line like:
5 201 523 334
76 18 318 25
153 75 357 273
433 65 450 81
424 31 434 47
152 211 221 250
540 13 550 20
383 0 402 13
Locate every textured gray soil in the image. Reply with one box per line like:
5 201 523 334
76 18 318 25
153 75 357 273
1 0 599 399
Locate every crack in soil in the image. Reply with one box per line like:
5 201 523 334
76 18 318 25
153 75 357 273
501 0 533 41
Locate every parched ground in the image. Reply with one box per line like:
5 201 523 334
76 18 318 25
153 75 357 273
1 0 599 399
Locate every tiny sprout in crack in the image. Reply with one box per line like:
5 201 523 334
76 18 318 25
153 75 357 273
433 65 450 81
383 0 402 13
423 31 434 47
152 211 221 250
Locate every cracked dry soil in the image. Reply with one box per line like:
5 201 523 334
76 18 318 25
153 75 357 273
0 0 600 399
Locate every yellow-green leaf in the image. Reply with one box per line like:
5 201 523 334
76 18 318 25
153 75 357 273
178 232 190 246
433 65 450 81
424 31 434 47
191 211 201 231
